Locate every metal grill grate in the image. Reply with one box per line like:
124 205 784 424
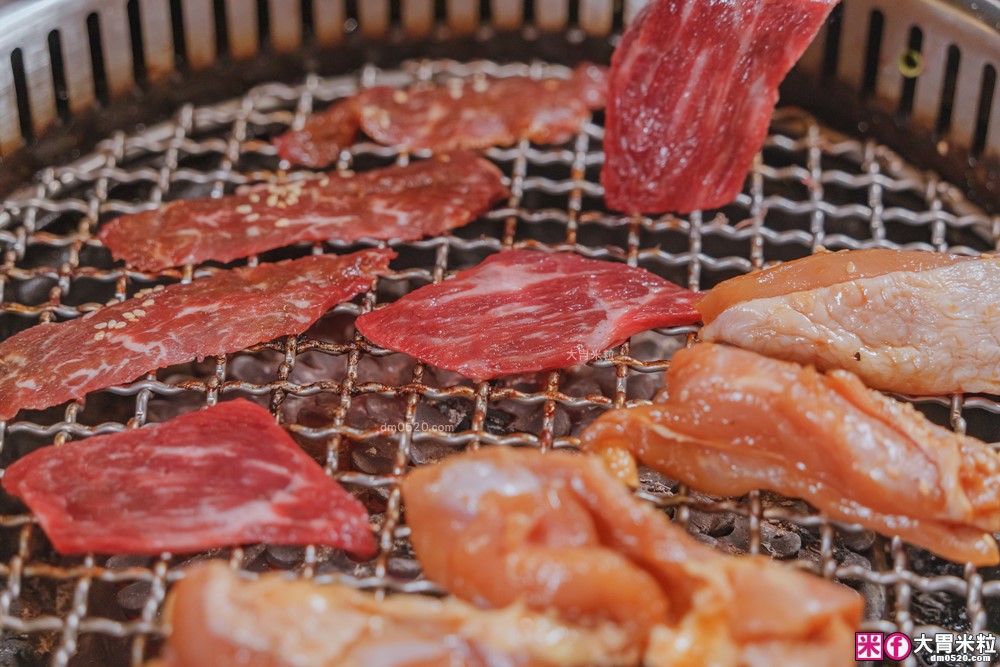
0 58 999 667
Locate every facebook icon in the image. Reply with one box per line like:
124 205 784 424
885 633 913 660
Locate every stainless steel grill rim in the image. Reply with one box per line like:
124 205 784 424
0 0 999 189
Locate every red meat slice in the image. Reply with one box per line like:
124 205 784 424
0 250 394 422
273 64 608 165
98 152 505 271
602 0 839 214
271 98 361 168
357 64 607 152
355 250 700 381
2 399 376 556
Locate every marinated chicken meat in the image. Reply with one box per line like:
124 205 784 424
582 344 1000 565
2 400 376 556
698 249 999 395
98 152 505 271
602 0 839 213
273 64 608 166
0 250 393 421
355 250 701 381
149 562 637 667
403 447 861 667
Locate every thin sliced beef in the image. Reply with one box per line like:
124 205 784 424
271 98 361 169
273 64 608 166
602 0 839 213
355 250 700 381
357 64 607 152
98 153 505 271
0 250 394 421
2 399 376 556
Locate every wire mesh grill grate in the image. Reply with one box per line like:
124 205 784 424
0 58 998 666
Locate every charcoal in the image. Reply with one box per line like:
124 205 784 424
351 439 398 475
838 528 877 553
691 532 743 556
146 372 206 422
1 576 70 665
410 441 458 465
905 548 974 632
561 365 617 398
483 408 513 434
265 545 306 569
227 350 282 385
301 312 356 345
283 354 422 427
387 556 422 580
492 373 549 393
629 330 686 363
489 399 573 437
413 400 465 432
422 366 473 389
565 404 607 436
287 350 348 386
687 507 737 538
716 516 803 560
69 632 129 667
314 548 378 579
432 398 474 425
357 353 420 386
116 581 152 612
911 587 969 631
0 634 38 666
762 526 803 559
104 555 153 570
638 467 677 495
624 371 666 402
349 394 407 427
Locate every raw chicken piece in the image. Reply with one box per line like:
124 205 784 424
581 344 1000 565
602 0 839 213
403 447 860 667
697 249 999 394
150 562 637 667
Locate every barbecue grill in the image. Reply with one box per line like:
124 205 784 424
0 0 998 665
